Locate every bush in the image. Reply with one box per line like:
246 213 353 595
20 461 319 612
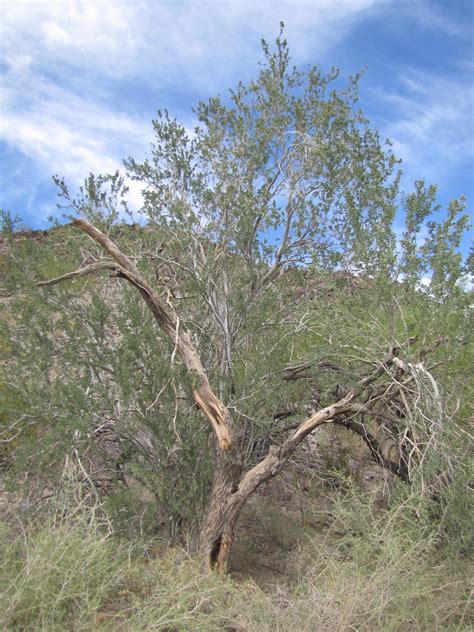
1 487 472 631
0 497 125 630
277 489 473 632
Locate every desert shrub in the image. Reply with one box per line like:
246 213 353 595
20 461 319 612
1 479 472 631
0 499 125 630
0 498 264 631
274 488 473 632
107 549 262 631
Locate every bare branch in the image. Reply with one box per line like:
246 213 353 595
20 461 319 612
72 219 138 272
258 204 294 287
36 261 121 286
281 390 356 455
334 412 409 482
282 361 312 381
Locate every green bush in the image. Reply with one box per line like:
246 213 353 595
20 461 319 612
278 489 473 632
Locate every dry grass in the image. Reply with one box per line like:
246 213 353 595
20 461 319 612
1 486 472 631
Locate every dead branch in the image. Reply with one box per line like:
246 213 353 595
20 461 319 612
36 261 122 286
334 414 409 481
37 219 235 454
282 361 312 381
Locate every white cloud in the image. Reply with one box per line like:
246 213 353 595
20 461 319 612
2 0 378 84
1 0 381 220
373 67 473 189
1 72 151 183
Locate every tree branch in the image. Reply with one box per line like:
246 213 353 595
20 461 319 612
36 261 122 286
334 412 409 482
38 219 235 453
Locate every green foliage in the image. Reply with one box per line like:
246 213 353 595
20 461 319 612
0 209 23 236
280 488 473 632
126 28 400 278
1 31 472 577
53 171 132 229
0 484 261 631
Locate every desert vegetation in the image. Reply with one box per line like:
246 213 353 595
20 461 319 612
1 32 472 630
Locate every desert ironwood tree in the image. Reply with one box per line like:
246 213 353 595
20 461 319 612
28 31 471 571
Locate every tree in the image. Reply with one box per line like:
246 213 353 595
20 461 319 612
8 30 471 572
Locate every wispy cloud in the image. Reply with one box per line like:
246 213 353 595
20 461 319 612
407 0 471 36
1 76 150 181
373 67 473 192
1 64 152 217
1 0 472 228
1 0 380 220
2 1 379 83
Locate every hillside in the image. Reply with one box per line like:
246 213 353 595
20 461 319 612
1 219 472 630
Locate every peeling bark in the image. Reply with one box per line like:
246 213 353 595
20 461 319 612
39 219 235 454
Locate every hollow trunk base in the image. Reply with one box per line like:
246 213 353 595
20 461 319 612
199 447 284 573
199 450 243 573
200 509 240 573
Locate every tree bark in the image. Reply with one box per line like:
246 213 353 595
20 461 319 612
199 447 283 573
199 449 242 573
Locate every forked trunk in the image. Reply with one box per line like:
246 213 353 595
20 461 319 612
39 220 414 574
200 446 284 573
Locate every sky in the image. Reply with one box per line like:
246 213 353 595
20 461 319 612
0 0 473 239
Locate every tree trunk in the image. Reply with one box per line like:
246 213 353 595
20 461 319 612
38 221 418 575
199 448 242 573
199 446 284 573
198 396 358 573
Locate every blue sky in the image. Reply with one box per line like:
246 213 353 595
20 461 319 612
1 0 473 238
